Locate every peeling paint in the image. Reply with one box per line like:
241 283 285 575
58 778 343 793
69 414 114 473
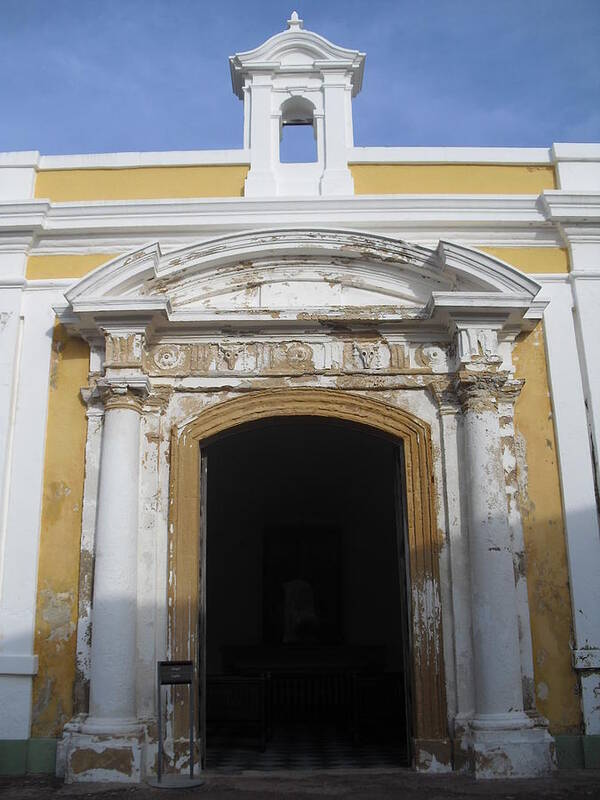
512 323 582 734
31 323 89 737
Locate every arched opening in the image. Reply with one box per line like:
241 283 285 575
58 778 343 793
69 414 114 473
204 417 410 768
168 389 448 770
279 96 318 163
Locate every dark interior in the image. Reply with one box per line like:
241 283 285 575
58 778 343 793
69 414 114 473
204 417 410 769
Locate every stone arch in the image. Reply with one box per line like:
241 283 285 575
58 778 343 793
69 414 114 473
167 388 448 757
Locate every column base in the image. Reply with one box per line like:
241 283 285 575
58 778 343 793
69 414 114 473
414 738 453 772
58 716 202 783
58 716 147 783
471 714 556 778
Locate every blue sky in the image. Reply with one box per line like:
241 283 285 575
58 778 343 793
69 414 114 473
1 0 599 156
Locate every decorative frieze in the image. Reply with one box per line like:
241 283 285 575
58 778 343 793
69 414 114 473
142 339 448 377
456 328 502 368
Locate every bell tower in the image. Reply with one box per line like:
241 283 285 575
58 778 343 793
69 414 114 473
230 12 365 197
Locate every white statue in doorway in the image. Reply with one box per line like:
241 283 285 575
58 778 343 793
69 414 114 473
283 578 319 643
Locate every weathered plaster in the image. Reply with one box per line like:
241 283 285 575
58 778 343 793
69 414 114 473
31 324 89 736
512 323 582 733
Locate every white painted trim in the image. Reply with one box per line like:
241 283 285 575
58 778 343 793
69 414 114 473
542 282 600 735
38 150 250 170
540 191 600 221
0 654 38 676
1 195 548 229
0 152 40 167
24 278 75 290
0 277 27 288
552 143 600 162
349 147 552 164
530 274 570 283
1 143 596 171
0 289 63 739
0 193 568 254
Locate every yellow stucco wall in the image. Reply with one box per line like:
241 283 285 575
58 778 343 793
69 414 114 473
34 165 248 201
33 163 555 201
26 253 118 279
350 164 556 194
481 247 569 274
513 323 581 733
31 324 89 737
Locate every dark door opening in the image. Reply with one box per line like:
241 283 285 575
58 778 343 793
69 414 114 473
203 417 411 770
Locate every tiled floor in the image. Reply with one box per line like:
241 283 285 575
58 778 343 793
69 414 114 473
206 724 408 772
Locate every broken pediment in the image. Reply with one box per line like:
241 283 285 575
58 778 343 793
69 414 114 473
60 228 543 335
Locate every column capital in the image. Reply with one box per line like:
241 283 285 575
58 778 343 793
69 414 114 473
454 369 510 413
80 386 105 419
497 378 525 406
143 386 173 415
429 377 461 416
97 377 151 413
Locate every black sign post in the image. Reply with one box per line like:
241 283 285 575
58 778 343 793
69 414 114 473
156 660 195 783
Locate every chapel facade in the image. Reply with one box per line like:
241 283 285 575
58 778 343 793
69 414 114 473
1 13 599 781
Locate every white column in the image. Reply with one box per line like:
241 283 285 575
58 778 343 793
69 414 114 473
458 373 526 724
457 368 554 777
84 381 148 733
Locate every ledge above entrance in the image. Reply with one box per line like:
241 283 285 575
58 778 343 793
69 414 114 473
56 228 545 341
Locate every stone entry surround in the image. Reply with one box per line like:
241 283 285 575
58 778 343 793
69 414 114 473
56 229 554 781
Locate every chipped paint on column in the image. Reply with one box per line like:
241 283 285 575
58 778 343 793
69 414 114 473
73 393 104 715
433 389 476 761
137 390 171 720
429 401 457 727
498 383 536 712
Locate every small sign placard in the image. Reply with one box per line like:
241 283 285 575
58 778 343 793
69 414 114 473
158 660 194 686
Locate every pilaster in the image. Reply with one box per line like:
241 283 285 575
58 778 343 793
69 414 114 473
542 188 600 740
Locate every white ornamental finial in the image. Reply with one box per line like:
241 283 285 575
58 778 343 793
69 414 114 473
286 10 304 30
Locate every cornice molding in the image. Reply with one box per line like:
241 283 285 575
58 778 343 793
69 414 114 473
0 192 597 254
0 195 557 255
539 191 600 221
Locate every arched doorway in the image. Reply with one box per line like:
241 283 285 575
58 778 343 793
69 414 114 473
168 389 450 769
204 416 408 768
